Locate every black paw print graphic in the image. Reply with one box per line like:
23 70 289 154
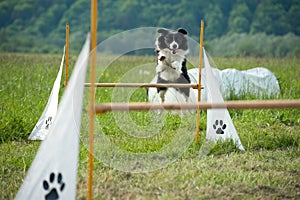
213 120 227 134
45 116 53 129
43 172 65 200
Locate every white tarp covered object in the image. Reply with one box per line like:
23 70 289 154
188 67 280 101
28 49 65 140
221 67 280 99
16 34 90 200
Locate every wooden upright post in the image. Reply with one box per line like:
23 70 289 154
87 0 97 199
195 20 204 142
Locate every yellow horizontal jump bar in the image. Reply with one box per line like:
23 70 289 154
84 83 200 89
94 99 300 114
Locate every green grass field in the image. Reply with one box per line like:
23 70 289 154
0 53 299 199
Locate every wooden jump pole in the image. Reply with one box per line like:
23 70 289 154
87 0 97 199
195 20 204 142
94 99 300 114
65 23 69 89
84 83 199 89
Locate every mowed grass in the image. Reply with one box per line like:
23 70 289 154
0 53 299 199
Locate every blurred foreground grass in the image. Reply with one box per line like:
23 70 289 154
0 54 299 199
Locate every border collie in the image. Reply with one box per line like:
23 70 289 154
155 28 191 103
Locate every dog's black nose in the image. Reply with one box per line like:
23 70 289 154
172 44 178 49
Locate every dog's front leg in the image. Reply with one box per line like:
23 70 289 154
171 61 182 73
158 50 167 61
157 89 167 114
159 90 166 103
156 56 168 73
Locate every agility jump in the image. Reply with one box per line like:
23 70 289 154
84 1 300 199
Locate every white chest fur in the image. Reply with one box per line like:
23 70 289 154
156 50 186 81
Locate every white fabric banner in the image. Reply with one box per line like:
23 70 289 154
28 49 65 140
204 48 244 151
16 34 90 200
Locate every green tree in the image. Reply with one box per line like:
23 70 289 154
228 1 251 33
250 1 290 35
33 4 67 36
0 1 16 27
115 0 146 29
0 0 300 54
287 4 300 35
204 4 225 40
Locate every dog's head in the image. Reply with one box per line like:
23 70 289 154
156 28 188 56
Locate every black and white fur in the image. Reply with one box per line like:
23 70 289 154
155 28 191 103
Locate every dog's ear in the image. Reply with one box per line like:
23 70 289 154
157 28 169 35
177 28 188 35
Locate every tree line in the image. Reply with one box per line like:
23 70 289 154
0 0 299 56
